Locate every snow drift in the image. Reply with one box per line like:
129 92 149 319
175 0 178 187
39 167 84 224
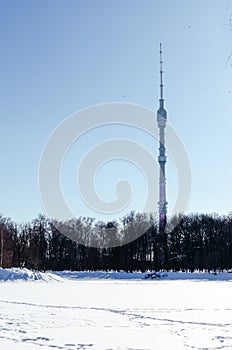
0 268 65 282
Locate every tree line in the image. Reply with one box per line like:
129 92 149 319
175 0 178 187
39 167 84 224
0 212 232 272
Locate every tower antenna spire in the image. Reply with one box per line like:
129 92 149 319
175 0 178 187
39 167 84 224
159 43 164 108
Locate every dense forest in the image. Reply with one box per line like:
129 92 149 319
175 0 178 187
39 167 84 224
0 212 232 272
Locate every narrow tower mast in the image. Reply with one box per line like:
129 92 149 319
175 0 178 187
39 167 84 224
157 43 168 229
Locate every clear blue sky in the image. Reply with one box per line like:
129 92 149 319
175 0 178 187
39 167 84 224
0 0 231 222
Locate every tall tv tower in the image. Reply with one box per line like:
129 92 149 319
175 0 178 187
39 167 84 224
157 43 168 229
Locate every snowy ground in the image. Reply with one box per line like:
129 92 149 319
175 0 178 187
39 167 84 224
0 269 232 350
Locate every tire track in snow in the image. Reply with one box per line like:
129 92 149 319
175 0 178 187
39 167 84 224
0 299 231 328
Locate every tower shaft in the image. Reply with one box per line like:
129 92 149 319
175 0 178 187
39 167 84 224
157 43 167 229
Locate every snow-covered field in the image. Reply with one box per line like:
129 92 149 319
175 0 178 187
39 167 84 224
1 269 232 350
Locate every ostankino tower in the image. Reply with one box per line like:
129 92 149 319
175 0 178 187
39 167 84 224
157 43 168 229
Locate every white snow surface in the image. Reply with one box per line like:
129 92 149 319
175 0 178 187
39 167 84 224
0 269 232 349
